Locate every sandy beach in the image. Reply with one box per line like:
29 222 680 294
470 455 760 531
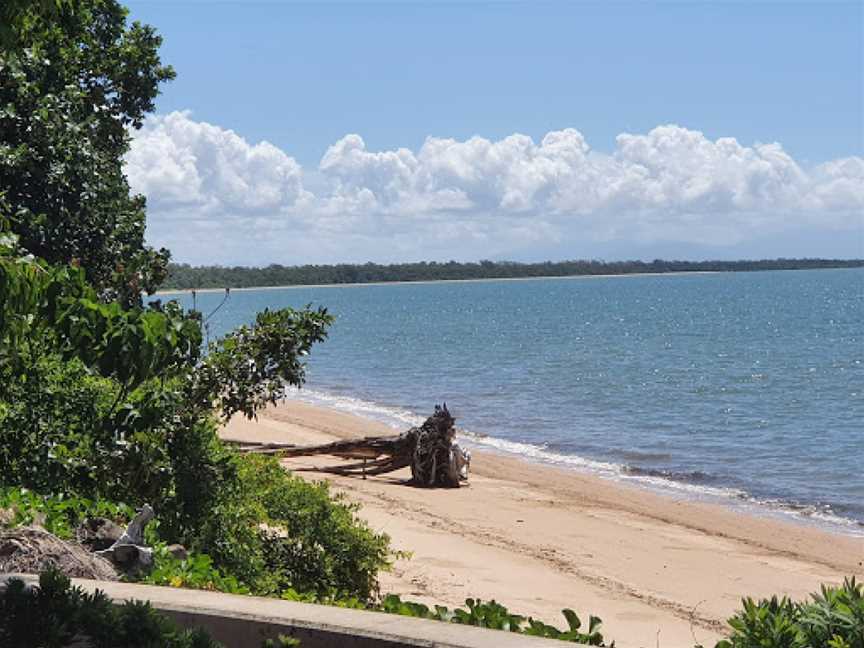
155 270 720 296
221 400 863 648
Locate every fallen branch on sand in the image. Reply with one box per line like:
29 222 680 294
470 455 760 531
228 404 471 487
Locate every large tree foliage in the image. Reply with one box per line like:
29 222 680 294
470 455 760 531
0 220 200 384
0 204 373 597
0 0 173 303
0 0 389 600
0 1 68 48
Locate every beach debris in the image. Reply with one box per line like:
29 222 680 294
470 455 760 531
0 505 163 581
0 526 118 580
76 517 125 552
95 504 155 574
229 404 471 487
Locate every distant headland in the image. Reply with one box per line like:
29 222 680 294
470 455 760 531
163 258 864 290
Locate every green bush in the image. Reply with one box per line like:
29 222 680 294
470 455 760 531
378 595 612 645
125 439 392 601
0 487 133 540
707 577 864 648
0 357 118 495
0 569 221 648
0 229 362 598
141 545 249 595
0 298 344 596
0 451 392 603
240 455 392 600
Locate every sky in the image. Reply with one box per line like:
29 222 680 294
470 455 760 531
123 1 864 266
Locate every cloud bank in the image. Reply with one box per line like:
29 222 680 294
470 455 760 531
125 111 864 264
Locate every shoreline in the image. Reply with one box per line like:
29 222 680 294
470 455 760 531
155 265 862 295
463 429 864 538
156 270 722 295
290 389 864 538
220 400 864 648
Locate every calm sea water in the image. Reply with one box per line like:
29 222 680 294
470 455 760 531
166 269 864 533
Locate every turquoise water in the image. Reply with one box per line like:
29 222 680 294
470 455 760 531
167 268 864 532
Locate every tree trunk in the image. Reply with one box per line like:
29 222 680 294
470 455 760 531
230 404 471 487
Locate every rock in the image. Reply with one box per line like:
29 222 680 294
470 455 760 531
166 544 188 561
77 517 125 552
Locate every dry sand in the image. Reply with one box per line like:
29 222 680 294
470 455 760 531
221 400 864 648
155 270 718 296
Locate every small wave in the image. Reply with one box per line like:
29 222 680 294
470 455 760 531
623 465 714 484
289 387 864 537
457 430 623 476
609 449 674 462
544 443 671 462
294 388 425 430
750 497 864 531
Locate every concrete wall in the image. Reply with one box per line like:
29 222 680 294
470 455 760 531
1 574 563 648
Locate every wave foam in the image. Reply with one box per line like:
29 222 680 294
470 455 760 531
290 387 864 536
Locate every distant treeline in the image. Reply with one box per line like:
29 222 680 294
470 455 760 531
161 258 864 290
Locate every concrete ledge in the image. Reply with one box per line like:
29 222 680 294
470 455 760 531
1 574 564 648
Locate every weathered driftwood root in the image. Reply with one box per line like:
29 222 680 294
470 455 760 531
410 409 471 487
233 404 471 487
95 504 155 575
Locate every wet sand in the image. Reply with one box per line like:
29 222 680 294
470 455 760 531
221 400 864 648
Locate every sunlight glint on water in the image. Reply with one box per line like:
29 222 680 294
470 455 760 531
166 269 864 534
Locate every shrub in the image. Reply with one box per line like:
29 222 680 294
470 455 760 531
0 487 133 540
0 357 118 495
707 577 864 648
0 569 221 648
378 595 613 645
0 244 358 597
240 454 392 600
0 450 393 604
141 545 249 595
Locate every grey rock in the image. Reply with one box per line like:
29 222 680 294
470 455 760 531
166 544 188 561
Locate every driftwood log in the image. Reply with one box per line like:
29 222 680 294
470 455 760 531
95 504 155 574
230 404 471 487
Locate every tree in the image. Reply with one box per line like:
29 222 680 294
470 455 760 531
0 1 72 49
0 0 391 600
0 0 174 304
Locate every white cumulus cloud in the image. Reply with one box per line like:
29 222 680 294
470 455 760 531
126 111 864 264
126 111 308 217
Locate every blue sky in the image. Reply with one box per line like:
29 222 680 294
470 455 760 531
123 1 864 265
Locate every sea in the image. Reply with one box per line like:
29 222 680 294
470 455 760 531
163 268 864 535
